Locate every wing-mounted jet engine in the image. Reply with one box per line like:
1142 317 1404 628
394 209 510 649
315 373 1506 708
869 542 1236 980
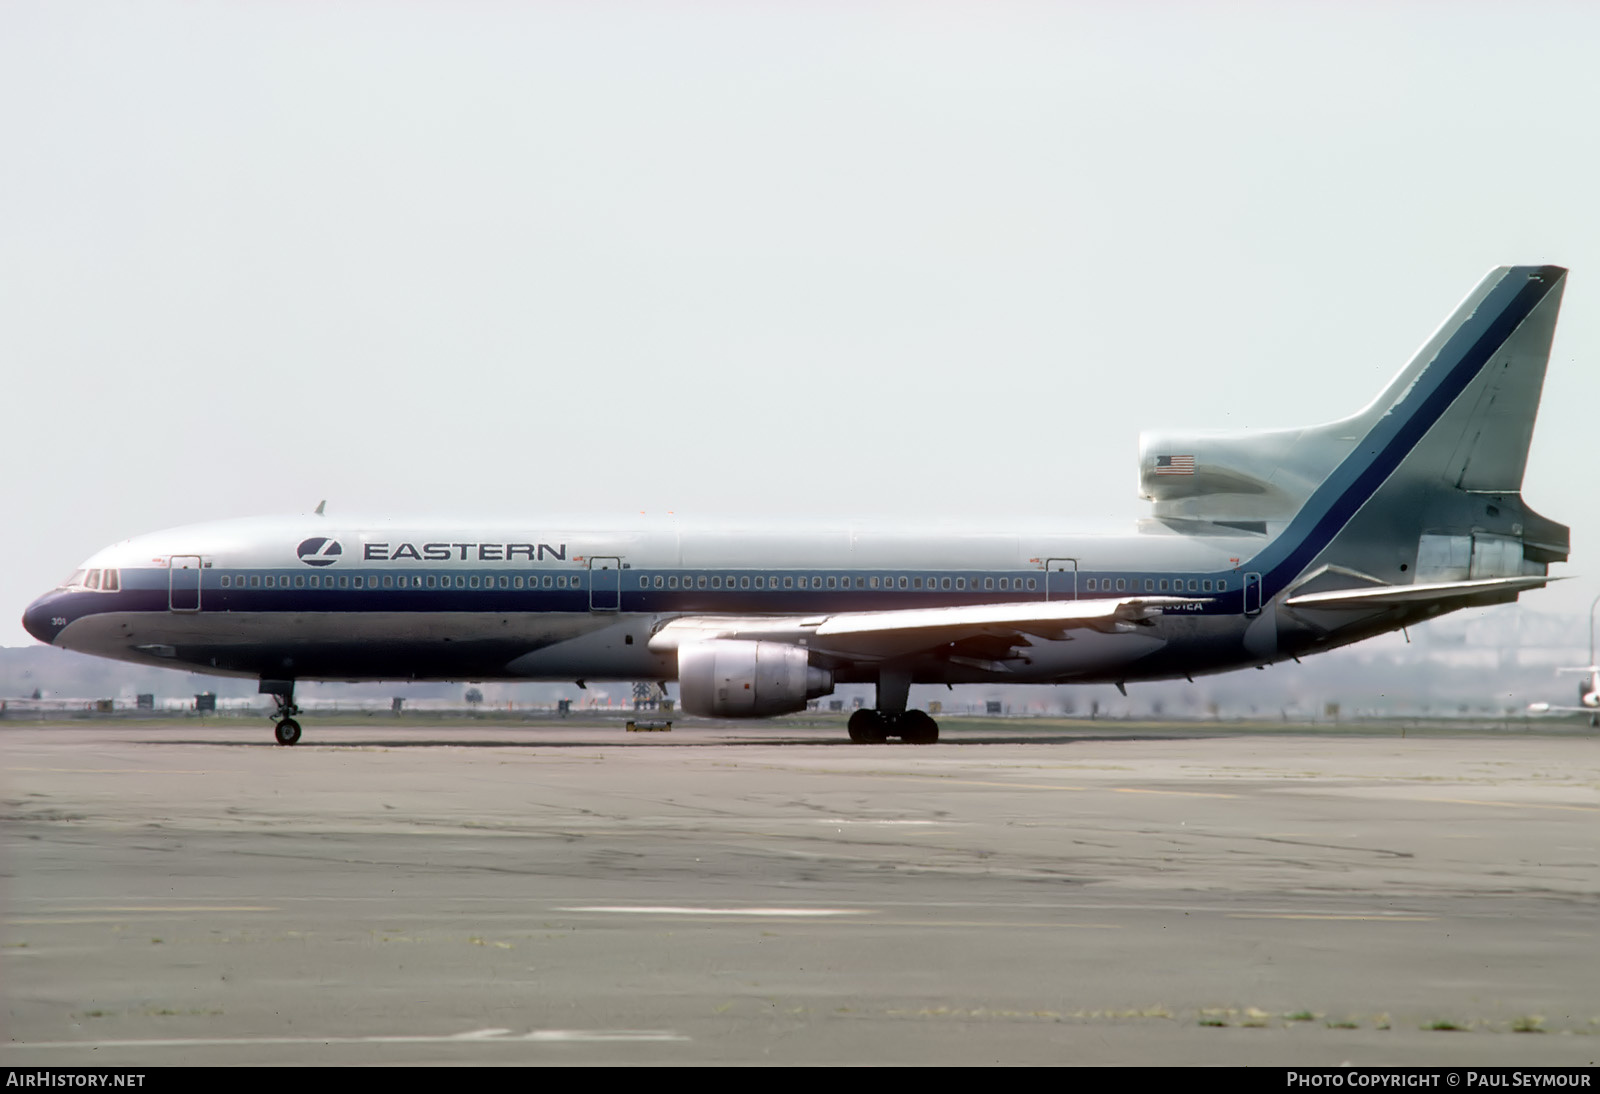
677 640 834 718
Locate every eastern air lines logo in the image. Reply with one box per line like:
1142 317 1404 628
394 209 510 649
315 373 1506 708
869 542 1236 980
297 537 343 567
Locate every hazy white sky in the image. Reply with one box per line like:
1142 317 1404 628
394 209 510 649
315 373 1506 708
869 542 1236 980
3 1 1598 647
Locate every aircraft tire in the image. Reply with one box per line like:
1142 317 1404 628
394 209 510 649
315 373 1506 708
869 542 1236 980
274 718 302 746
899 710 939 744
847 709 889 743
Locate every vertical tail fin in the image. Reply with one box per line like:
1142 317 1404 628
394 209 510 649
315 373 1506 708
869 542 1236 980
1269 264 1569 597
1141 265 1569 608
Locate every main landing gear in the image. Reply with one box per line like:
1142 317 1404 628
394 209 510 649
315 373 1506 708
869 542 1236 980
847 708 939 744
846 670 939 744
261 680 302 746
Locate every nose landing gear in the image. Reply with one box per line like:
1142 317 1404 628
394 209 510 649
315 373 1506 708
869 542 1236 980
261 679 303 746
273 715 302 746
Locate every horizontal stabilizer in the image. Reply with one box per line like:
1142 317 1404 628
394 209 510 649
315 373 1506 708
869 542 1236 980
1284 574 1560 610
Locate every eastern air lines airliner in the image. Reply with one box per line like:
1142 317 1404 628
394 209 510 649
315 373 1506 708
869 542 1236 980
23 266 1573 745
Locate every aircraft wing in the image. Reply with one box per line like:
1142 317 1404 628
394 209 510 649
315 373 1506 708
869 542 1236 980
647 596 1205 663
1283 575 1559 611
1525 703 1599 724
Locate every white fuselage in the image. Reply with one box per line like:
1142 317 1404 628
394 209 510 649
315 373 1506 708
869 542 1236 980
24 515 1275 688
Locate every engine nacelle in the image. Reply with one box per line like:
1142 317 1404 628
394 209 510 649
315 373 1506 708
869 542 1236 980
678 640 833 718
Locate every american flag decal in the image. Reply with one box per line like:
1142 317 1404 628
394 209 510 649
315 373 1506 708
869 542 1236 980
1155 454 1196 475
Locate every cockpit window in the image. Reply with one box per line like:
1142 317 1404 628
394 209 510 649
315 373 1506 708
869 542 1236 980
58 568 120 591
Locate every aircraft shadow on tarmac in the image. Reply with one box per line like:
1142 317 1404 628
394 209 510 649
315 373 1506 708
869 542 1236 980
144 732 1217 749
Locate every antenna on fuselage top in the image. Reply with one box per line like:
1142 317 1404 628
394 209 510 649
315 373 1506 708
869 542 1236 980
314 500 326 516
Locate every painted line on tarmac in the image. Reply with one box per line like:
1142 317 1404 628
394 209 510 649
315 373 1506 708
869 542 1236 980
1112 787 1239 799
25 905 278 913
1418 795 1600 814
1227 913 1437 921
9 905 278 924
817 819 944 825
872 919 1122 929
560 905 869 917
8 767 217 774
785 769 1239 798
4 1029 690 1051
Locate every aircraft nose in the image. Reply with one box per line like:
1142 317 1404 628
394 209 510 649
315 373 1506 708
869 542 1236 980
22 594 63 645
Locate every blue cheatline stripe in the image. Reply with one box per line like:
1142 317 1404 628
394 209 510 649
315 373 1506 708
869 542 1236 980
50 565 1254 626
1244 266 1561 599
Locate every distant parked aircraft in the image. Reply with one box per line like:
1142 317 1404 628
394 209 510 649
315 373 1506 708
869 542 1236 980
1528 666 1600 726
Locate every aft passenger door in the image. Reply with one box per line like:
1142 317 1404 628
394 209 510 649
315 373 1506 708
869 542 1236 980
588 557 621 611
1045 558 1077 600
1243 571 1263 616
168 555 202 612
